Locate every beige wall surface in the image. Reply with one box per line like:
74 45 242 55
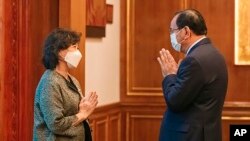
85 0 120 106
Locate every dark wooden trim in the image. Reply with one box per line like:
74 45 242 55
18 0 33 140
91 102 121 114
120 0 127 103
0 0 59 140
86 26 106 37
0 0 3 136
1 0 19 140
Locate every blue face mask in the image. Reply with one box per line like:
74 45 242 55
170 32 181 52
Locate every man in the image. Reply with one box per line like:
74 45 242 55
157 9 228 141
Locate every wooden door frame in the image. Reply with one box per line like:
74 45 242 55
0 0 29 140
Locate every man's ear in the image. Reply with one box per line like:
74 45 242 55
184 26 191 39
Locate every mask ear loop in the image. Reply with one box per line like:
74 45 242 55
177 28 186 44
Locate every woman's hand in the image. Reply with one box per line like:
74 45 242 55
72 92 98 126
79 92 98 116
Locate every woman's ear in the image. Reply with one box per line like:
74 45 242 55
58 50 66 60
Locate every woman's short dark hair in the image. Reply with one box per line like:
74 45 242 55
42 28 82 70
175 9 207 35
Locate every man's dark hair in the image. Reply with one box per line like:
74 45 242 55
42 28 82 70
175 9 207 35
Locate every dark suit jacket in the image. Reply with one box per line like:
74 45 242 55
159 38 228 141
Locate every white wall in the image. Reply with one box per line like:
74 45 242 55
85 0 120 106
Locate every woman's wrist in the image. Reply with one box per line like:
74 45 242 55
72 112 87 126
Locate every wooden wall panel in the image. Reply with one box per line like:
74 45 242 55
89 103 166 141
95 117 108 141
89 103 122 141
222 103 250 141
124 103 166 141
0 0 59 140
120 0 250 141
128 0 182 95
126 114 162 141
121 103 250 141
109 113 122 141
24 1 59 140
187 0 250 103
121 0 183 103
121 0 250 104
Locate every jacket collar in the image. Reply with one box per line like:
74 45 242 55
65 77 80 94
53 70 81 95
187 38 211 56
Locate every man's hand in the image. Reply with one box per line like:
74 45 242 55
157 48 179 77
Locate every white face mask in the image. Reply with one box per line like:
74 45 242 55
170 32 181 52
64 50 82 68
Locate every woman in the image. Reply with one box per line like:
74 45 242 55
33 28 98 141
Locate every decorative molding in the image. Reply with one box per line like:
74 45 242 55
7 0 19 140
127 92 163 96
121 102 166 107
125 0 163 96
91 102 121 114
224 101 250 108
89 103 121 141
128 87 162 96
131 87 162 91
222 116 250 121
95 117 108 141
126 0 133 95
126 112 163 141
88 101 250 141
108 113 121 141
130 114 163 119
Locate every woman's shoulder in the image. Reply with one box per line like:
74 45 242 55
39 70 64 86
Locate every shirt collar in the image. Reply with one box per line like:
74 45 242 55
186 36 206 55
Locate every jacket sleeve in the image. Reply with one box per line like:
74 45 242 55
39 81 80 136
162 57 205 112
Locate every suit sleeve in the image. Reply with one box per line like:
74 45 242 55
162 57 205 112
39 81 79 136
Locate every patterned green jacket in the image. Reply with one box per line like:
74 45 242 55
33 70 86 141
